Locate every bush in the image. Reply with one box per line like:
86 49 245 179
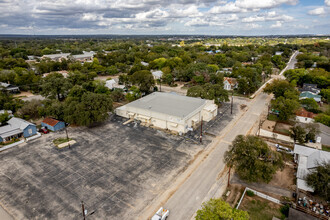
246 190 255 197
280 204 290 217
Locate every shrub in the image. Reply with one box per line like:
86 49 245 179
246 190 255 197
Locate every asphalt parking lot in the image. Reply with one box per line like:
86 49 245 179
0 102 239 219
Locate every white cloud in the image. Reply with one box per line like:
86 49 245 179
236 0 298 9
308 7 326 16
242 11 293 23
271 21 282 28
325 0 330 7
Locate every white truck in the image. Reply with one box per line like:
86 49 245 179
151 207 169 220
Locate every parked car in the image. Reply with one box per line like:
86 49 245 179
151 207 169 220
39 127 49 134
275 144 293 154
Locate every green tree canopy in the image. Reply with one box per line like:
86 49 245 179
306 162 330 201
263 79 297 98
225 135 284 183
130 70 155 94
187 83 229 104
63 92 113 126
195 198 249 220
41 72 72 100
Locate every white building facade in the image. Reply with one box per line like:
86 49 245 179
116 92 218 134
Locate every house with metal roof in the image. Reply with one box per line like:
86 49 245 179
295 108 315 124
299 91 321 102
41 117 65 132
151 70 163 80
41 53 71 61
293 144 330 192
71 51 95 63
0 117 37 142
116 92 218 134
0 82 20 93
105 79 125 90
223 77 238 90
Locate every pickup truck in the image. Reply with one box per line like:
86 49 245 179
151 207 169 220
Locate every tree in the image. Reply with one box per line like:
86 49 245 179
314 114 330 127
270 96 300 121
195 198 249 220
187 83 229 104
224 135 284 183
263 79 297 98
306 162 330 201
130 70 155 94
63 92 113 126
0 111 10 125
17 99 43 120
290 125 306 144
300 98 319 113
41 73 72 100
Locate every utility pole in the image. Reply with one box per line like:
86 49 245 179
159 79 161 92
65 125 70 148
231 91 233 114
81 201 86 220
227 166 231 186
200 117 203 144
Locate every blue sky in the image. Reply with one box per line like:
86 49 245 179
0 0 329 35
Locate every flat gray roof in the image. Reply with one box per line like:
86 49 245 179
120 92 207 119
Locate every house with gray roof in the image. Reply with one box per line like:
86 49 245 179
293 144 330 192
0 82 20 93
151 70 163 80
71 51 95 63
0 117 37 142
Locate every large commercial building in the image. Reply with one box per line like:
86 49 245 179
116 92 218 134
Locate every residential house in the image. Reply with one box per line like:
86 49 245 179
0 117 37 142
141 61 149 67
275 51 283 56
151 70 163 80
223 77 238 90
105 79 125 90
299 83 320 94
0 110 13 118
293 144 330 192
43 70 69 78
299 91 321 102
71 51 95 63
295 108 315 124
0 82 20 93
41 118 66 131
41 53 70 61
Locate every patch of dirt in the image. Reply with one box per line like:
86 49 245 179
224 184 244 207
261 120 276 132
268 165 295 191
13 91 34 98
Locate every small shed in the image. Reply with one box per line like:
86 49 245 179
41 118 65 132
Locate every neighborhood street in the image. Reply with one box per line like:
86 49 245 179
140 51 299 220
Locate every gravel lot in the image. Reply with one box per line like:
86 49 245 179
0 103 236 219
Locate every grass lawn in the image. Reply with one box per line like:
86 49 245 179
240 196 285 220
53 138 73 146
322 145 330 152
267 114 278 122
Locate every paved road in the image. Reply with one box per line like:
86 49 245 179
164 93 270 220
150 51 300 220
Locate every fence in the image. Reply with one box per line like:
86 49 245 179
236 187 281 209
